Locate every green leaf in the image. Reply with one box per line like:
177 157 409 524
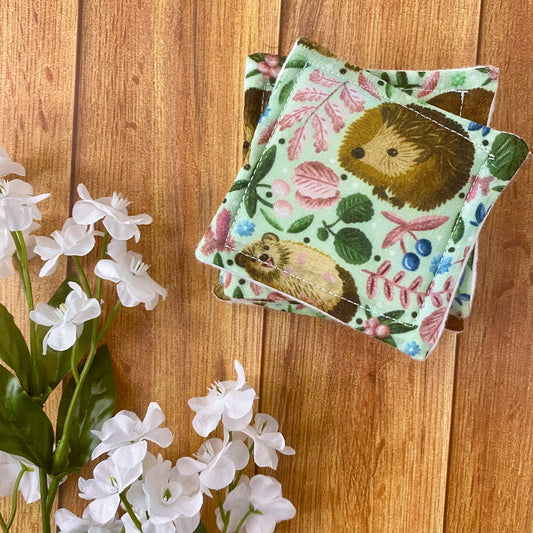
213 253 224 268
396 71 408 87
316 227 329 241
492 185 505 192
248 53 265 63
381 336 397 348
336 193 374 223
244 189 258 218
33 274 93 400
334 228 372 265
56 345 116 472
476 67 490 74
251 145 277 185
245 68 260 79
380 72 391 83
388 323 417 334
488 133 529 181
0 365 53 469
451 215 465 244
385 84 394 99
481 77 492 87
0 303 31 392
233 287 244 299
287 215 314 233
284 59 307 69
278 79 296 106
229 180 249 192
260 208 283 231
379 310 406 324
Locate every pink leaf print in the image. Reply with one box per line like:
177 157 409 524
358 72 381 100
416 293 425 307
382 226 406 249
382 211 407 225
430 293 443 307
367 275 378 299
443 277 454 292
250 282 264 296
199 227 217 256
400 287 410 309
288 126 308 161
258 120 278 144
392 271 405 283
417 71 440 98
324 101 345 132
295 191 341 210
376 260 392 276
311 113 329 152
215 208 232 242
292 161 339 199
278 106 315 130
309 69 340 87
383 281 394 301
293 87 328 101
406 215 449 231
340 85 365 112
420 308 447 344
409 276 423 291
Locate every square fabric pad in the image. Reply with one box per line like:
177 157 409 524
196 38 528 360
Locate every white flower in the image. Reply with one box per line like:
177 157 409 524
188 360 256 437
94 239 167 310
34 218 99 276
0 452 41 503
174 514 200 533
242 413 295 469
29 281 101 354
218 475 295 533
79 458 142 524
0 146 25 178
177 437 249 494
0 220 39 279
134 457 202 525
73 184 152 241
0 178 49 231
92 402 173 468
55 507 123 533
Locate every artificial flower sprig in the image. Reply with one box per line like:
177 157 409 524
0 146 165 533
55 361 295 533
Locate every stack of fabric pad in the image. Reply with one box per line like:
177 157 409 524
196 38 528 360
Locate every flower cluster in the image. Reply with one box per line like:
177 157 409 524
56 362 295 533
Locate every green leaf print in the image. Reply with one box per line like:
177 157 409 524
488 133 529 181
334 227 372 265
233 287 244 299
316 227 329 241
287 215 314 233
451 215 465 244
244 189 258 218
278 79 296 106
260 208 284 231
250 145 277 186
248 53 266 63
245 69 261 79
336 193 374 223
229 179 249 192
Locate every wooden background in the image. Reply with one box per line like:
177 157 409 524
0 1 532 531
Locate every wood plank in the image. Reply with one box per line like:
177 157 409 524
60 1 280 530
444 0 533 530
260 1 482 531
0 2 78 531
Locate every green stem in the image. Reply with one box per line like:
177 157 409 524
39 469 50 533
11 231 41 394
70 342 80 384
97 301 121 343
217 490 227 523
72 256 92 297
119 492 142 531
256 195 273 208
0 512 7 533
221 511 231 533
5 464 29 531
234 507 258 533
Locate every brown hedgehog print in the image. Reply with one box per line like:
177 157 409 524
338 103 475 210
235 233 359 323
427 88 494 124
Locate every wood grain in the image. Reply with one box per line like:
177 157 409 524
444 0 533 530
260 1 482 531
0 1 78 531
0 1 531 531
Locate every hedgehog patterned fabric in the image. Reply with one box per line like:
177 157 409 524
196 38 529 360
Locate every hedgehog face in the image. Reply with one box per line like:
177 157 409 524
349 123 425 179
338 103 475 211
235 233 287 282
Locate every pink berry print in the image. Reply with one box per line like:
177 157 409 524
273 199 293 218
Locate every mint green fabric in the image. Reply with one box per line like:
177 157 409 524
196 38 529 360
